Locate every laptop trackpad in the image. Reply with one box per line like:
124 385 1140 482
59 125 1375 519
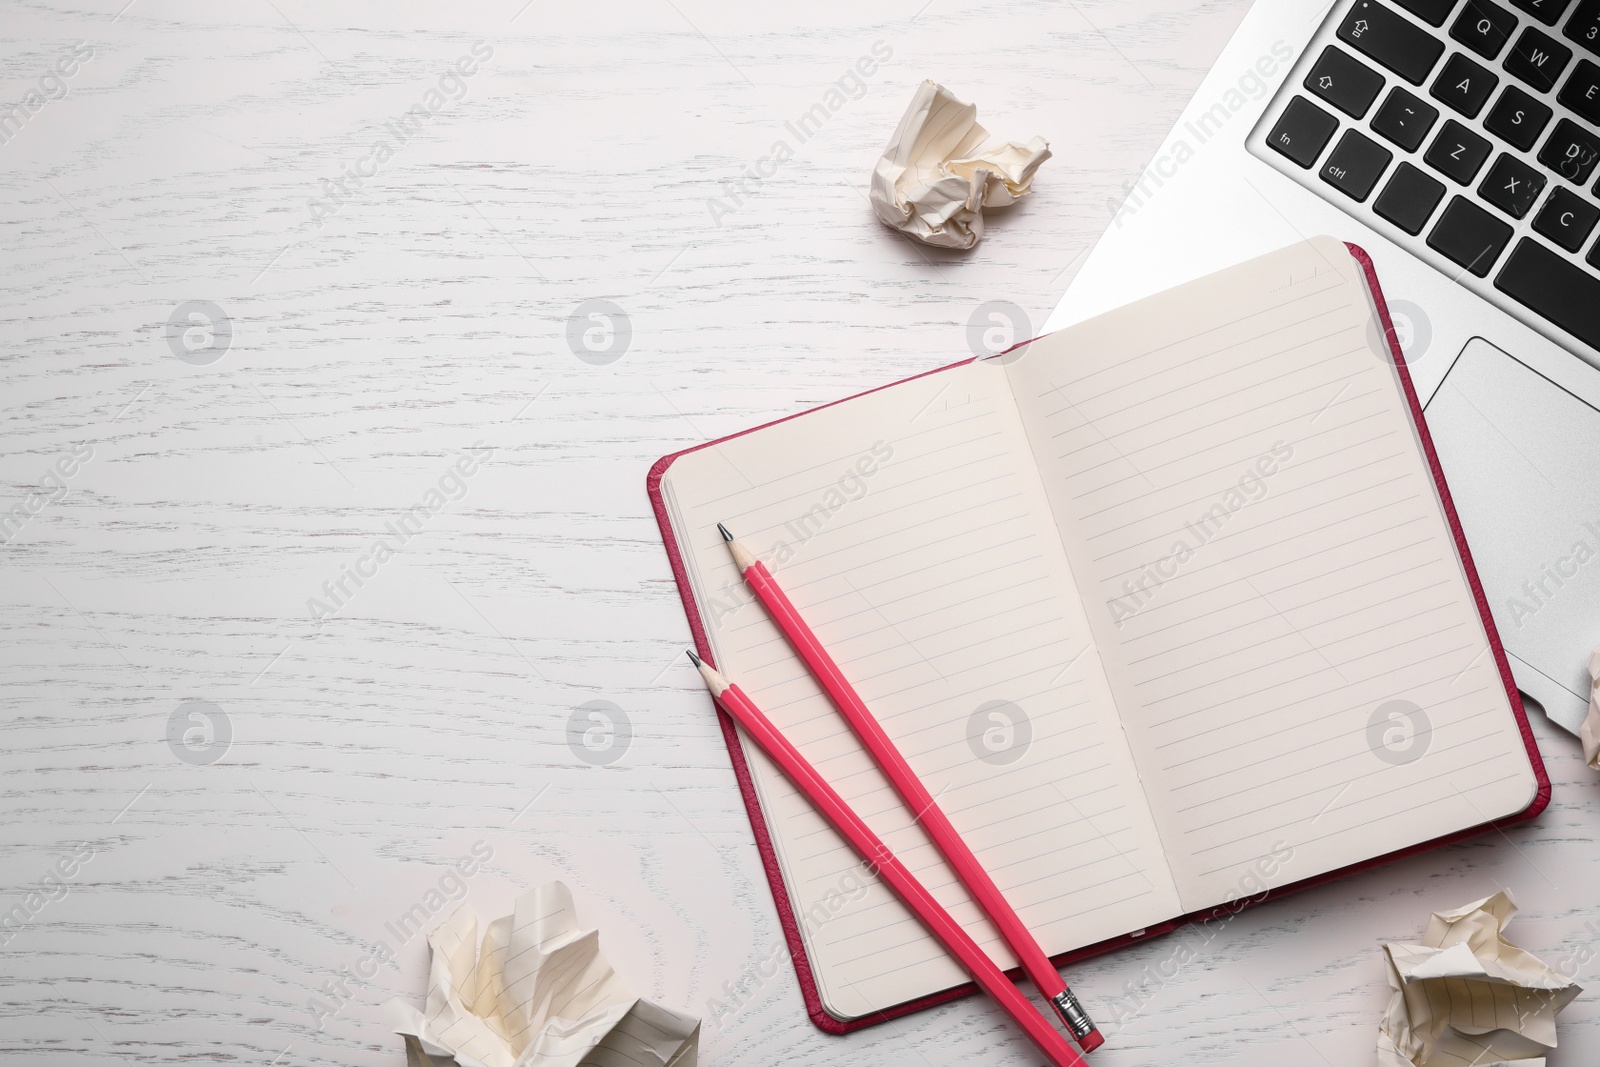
1424 337 1600 735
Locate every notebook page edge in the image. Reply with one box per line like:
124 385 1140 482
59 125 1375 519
660 461 847 1024
1349 249 1542 823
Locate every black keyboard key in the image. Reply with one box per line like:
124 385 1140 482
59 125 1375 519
1372 86 1441 149
1397 0 1459 23
1428 195 1514 273
1341 0 1448 83
1266 97 1340 167
1320 128 1395 198
1478 152 1547 215
1532 186 1600 248
1566 0 1600 54
1559 58 1600 122
1482 85 1553 149
1431 52 1500 115
1539 118 1600 182
1504 27 1573 89
1509 0 1573 24
1451 0 1518 58
1375 161 1449 231
1425 120 1494 181
1306 46 1387 116
1496 238 1600 348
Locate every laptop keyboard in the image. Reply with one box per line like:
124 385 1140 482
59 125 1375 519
1254 0 1600 351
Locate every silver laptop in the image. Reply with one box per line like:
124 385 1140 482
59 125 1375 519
1046 0 1600 735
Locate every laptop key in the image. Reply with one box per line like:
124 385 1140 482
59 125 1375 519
1320 129 1395 199
1503 27 1573 90
1495 238 1600 349
1538 118 1600 183
1566 0 1600 54
1478 152 1547 216
1341 0 1448 83
1425 119 1494 181
1306 47 1387 116
1372 86 1441 149
1266 97 1340 167
1532 186 1600 248
1375 161 1448 231
1482 85 1552 149
1396 0 1459 24
1451 0 1518 58
1431 52 1500 115
1510 0 1574 23
1559 58 1600 122
1428 195 1514 274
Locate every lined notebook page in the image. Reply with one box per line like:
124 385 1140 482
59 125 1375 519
661 360 1180 1017
1003 238 1539 910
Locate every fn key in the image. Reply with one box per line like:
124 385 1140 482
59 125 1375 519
1267 97 1340 167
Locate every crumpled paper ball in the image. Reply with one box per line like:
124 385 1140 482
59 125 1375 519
869 80 1050 250
384 882 698 1067
1377 890 1579 1066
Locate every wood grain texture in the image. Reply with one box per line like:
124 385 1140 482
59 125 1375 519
4 0 1599 1064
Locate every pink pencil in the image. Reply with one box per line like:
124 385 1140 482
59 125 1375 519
717 523 1102 1052
685 650 1089 1067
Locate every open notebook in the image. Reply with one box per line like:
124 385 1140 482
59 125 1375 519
648 238 1547 1030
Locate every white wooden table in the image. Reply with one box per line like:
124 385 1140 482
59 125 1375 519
5 1 1599 1063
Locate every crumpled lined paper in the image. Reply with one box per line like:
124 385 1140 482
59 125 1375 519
1377 891 1579 1066
383 882 699 1067
869 80 1050 250
1581 646 1600 769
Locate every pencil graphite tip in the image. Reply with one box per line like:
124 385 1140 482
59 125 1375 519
685 651 730 697
721 527 757 572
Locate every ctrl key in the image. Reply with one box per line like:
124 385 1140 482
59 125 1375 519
1319 128 1393 200
1266 96 1339 168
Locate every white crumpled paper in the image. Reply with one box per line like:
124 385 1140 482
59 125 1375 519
1377 891 1579 1067
384 882 699 1067
1581 645 1600 769
869 80 1050 250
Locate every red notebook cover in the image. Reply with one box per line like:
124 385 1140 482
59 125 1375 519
645 242 1551 1035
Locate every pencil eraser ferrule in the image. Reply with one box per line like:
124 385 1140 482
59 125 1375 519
1051 989 1098 1046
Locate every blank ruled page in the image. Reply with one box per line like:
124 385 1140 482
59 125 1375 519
661 360 1180 1018
1003 238 1539 911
